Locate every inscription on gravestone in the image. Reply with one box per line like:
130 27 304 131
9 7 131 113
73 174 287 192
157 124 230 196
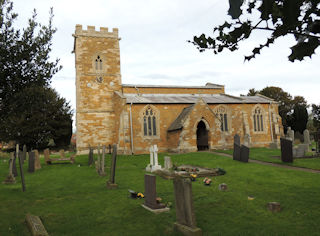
280 138 293 163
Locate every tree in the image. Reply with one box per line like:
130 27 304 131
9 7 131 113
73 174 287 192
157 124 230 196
0 0 71 149
287 96 309 134
312 104 320 129
0 87 72 149
191 0 320 62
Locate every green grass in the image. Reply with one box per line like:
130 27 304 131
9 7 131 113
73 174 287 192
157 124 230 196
1 152 320 235
215 147 320 170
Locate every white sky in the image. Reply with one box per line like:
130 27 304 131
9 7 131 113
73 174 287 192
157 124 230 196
12 0 320 125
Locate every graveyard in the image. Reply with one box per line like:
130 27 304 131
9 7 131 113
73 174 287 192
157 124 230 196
1 147 320 235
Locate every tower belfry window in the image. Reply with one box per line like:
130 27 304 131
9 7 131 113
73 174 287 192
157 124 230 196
95 55 102 71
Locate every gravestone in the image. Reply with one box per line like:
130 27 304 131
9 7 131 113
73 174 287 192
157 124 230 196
287 127 294 141
293 144 308 158
233 134 241 161
164 156 173 170
3 153 16 184
17 144 26 192
88 147 94 166
25 214 49 236
43 148 51 164
28 151 35 173
303 129 311 145
34 149 41 170
267 202 281 212
280 138 293 163
152 145 162 172
145 146 154 172
269 141 278 149
59 149 65 158
240 145 249 163
22 144 27 161
12 152 18 177
142 174 169 213
173 177 202 235
107 144 118 189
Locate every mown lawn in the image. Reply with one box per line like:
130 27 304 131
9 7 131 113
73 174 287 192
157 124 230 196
1 151 320 235
215 147 320 170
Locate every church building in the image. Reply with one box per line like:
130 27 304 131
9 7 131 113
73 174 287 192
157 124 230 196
73 25 283 154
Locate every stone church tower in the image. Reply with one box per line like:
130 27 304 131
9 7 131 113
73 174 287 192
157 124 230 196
73 25 121 152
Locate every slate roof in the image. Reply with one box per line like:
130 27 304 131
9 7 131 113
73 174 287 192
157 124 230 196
122 82 224 89
167 105 194 132
123 93 274 104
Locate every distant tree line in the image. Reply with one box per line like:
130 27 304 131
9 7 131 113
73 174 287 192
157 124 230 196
246 86 320 135
0 0 72 150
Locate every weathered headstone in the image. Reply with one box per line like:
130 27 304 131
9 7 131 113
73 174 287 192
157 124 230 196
88 147 94 166
287 127 294 141
233 134 241 161
142 174 169 213
43 148 51 164
25 214 49 236
164 156 173 170
59 149 65 158
2 152 16 184
12 152 18 177
267 202 281 212
17 144 26 192
240 145 249 163
280 138 293 163
34 149 41 170
151 144 161 172
303 129 311 145
269 141 278 149
173 177 202 235
293 144 308 158
28 151 35 173
107 144 118 189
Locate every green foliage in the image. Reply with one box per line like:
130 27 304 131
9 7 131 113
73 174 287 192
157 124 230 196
287 96 309 133
312 104 320 129
191 0 320 62
0 0 71 149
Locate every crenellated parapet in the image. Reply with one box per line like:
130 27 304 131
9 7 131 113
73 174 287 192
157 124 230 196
73 24 119 38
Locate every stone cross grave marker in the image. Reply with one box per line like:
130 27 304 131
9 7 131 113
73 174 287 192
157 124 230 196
233 134 241 161
2 152 16 184
142 174 169 213
280 137 293 163
164 156 173 170
106 144 118 189
173 177 202 235
240 145 249 163
17 144 26 192
28 151 35 173
303 129 311 145
151 144 162 172
88 146 94 166
146 146 154 172
12 152 18 177
34 149 41 170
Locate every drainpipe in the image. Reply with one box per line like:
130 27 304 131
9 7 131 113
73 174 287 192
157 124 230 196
129 102 134 155
269 102 274 143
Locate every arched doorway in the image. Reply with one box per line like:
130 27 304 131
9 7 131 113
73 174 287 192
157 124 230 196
197 121 209 151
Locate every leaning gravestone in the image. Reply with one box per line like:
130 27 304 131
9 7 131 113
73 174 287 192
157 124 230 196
142 174 169 213
3 153 16 184
26 214 49 236
303 129 311 145
106 144 118 189
280 138 293 163
34 149 41 170
233 134 241 161
173 177 202 235
240 145 249 163
28 151 35 173
88 147 94 166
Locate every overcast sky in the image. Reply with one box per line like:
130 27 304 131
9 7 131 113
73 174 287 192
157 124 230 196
13 0 320 121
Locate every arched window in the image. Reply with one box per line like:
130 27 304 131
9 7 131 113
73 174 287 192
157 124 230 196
216 106 228 132
143 107 157 136
253 107 264 132
95 55 103 71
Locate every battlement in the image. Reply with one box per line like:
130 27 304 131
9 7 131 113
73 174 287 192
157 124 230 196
74 24 119 38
